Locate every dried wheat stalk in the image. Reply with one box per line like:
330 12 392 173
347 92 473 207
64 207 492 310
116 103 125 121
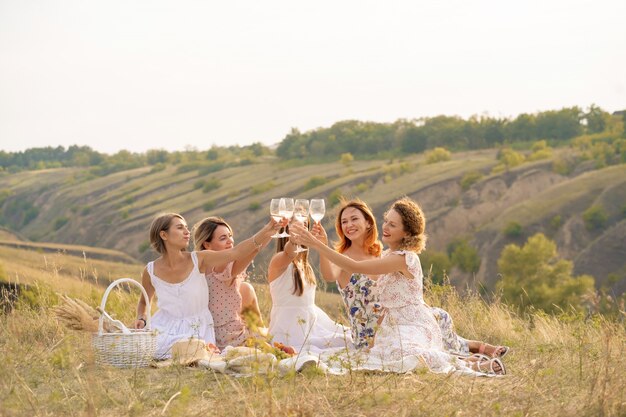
52 295 117 333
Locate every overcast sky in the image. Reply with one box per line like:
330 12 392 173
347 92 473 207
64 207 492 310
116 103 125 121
1 0 625 154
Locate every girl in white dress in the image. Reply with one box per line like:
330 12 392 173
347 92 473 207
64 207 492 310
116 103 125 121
135 212 281 359
267 224 352 354
292 198 505 375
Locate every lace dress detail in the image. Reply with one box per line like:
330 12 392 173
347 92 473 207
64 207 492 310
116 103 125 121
269 263 352 354
147 252 215 359
206 262 249 350
339 274 383 349
363 250 472 373
338 263 469 355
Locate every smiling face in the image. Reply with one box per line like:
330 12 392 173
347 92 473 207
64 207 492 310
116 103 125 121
204 224 234 251
381 209 408 249
340 207 371 244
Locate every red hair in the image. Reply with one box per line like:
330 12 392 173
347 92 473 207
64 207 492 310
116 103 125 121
334 198 382 257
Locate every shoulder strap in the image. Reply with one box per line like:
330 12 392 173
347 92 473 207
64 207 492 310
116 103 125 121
190 251 199 270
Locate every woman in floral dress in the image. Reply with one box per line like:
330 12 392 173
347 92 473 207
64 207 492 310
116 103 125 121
292 198 506 375
315 199 508 358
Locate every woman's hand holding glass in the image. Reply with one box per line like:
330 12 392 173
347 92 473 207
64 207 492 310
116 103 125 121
270 198 294 238
310 222 328 246
290 223 318 249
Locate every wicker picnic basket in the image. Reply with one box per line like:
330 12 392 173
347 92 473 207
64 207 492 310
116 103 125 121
92 278 157 368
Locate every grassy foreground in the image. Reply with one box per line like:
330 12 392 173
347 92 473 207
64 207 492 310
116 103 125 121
0 254 625 416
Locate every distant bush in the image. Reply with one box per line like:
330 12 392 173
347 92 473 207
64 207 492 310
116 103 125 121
202 178 222 193
583 205 608 230
497 233 595 313
425 147 451 164
355 180 373 193
120 209 129 219
248 201 261 211
23 207 39 226
552 155 577 175
460 171 483 191
503 221 523 238
194 180 206 190
420 250 451 285
81 206 91 215
304 176 328 191
176 162 205 174
340 153 354 166
199 162 226 175
328 189 343 207
138 241 150 253
528 140 553 161
550 215 562 230
203 200 216 211
496 148 525 170
383 162 415 179
447 239 480 273
621 204 626 218
150 163 166 173
53 217 69 231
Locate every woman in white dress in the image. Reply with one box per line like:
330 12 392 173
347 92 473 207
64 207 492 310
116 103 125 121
267 223 352 354
135 212 281 359
292 198 505 375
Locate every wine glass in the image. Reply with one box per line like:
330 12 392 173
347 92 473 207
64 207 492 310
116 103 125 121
293 199 309 253
278 198 294 238
269 198 282 238
309 199 325 224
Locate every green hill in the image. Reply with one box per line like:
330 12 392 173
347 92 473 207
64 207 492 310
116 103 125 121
1 147 625 296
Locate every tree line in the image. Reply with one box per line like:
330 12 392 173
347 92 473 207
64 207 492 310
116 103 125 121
1 105 624 175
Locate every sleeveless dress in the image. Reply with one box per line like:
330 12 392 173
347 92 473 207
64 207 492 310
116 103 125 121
340 273 470 355
147 252 216 359
357 250 474 373
269 263 352 354
206 261 249 350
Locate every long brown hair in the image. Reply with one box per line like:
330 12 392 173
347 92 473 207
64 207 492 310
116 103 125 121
276 225 316 296
192 216 232 251
334 198 382 256
149 213 185 254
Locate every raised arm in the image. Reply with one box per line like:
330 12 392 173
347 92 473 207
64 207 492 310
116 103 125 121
135 267 154 329
267 239 297 283
311 223 343 282
230 224 275 278
291 223 408 276
197 219 280 271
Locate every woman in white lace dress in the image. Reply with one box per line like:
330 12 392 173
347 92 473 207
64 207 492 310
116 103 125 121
267 224 351 354
292 198 505 375
134 212 281 359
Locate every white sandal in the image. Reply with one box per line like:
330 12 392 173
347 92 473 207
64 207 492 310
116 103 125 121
468 354 506 375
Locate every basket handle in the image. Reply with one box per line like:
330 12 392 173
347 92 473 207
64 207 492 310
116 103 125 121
98 278 152 336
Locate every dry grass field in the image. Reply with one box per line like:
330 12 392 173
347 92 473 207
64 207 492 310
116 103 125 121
0 245 624 416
